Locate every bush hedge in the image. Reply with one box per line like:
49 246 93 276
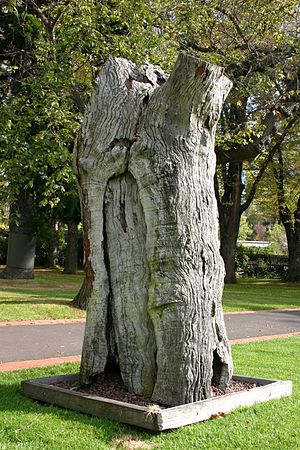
236 246 288 278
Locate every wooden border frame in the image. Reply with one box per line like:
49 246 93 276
21 374 292 431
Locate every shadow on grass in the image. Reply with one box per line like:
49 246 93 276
0 299 73 306
0 380 156 448
0 288 78 297
224 303 300 312
236 278 300 287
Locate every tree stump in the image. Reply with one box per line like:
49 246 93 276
75 53 233 406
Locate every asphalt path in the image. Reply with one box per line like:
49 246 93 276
0 310 300 364
0 322 85 363
225 309 300 340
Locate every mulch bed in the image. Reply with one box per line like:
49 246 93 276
53 373 256 409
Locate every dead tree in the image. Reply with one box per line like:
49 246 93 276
74 53 233 406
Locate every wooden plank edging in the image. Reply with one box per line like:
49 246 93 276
157 377 292 430
21 373 292 432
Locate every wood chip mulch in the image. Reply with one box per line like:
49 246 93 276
52 373 257 409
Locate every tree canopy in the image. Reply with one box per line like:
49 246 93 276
1 0 299 282
0 0 176 206
1 0 299 201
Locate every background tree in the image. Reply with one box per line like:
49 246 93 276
170 0 300 282
1 0 299 289
246 124 300 280
0 0 77 277
0 0 176 278
58 189 81 274
272 126 300 281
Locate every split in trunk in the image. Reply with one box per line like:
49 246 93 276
74 54 233 406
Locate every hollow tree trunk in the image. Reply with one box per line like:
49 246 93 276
0 191 36 279
63 220 78 274
75 54 233 406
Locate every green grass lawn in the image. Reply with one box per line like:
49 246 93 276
222 278 300 312
0 269 299 321
0 337 299 449
0 268 85 321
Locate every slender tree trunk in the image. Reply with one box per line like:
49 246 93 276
287 240 300 281
63 220 78 274
273 149 300 282
282 196 300 282
44 220 59 268
75 54 233 406
215 162 244 284
0 191 36 279
220 230 240 283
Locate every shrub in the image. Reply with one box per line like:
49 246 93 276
236 246 288 278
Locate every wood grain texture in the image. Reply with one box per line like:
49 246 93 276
104 173 156 395
75 53 233 406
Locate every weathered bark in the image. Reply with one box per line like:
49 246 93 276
63 219 78 274
75 54 233 406
72 277 90 309
0 191 36 279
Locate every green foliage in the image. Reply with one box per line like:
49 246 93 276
236 246 288 278
238 215 254 240
253 123 300 222
0 0 178 208
1 0 299 276
267 223 288 255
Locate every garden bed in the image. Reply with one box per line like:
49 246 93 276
21 373 292 431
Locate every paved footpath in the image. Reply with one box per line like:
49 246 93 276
0 310 300 371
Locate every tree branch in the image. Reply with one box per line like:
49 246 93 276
241 114 299 212
27 0 70 40
27 0 53 31
216 6 256 58
217 93 300 164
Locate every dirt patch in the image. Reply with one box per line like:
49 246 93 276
53 372 257 408
111 436 156 449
